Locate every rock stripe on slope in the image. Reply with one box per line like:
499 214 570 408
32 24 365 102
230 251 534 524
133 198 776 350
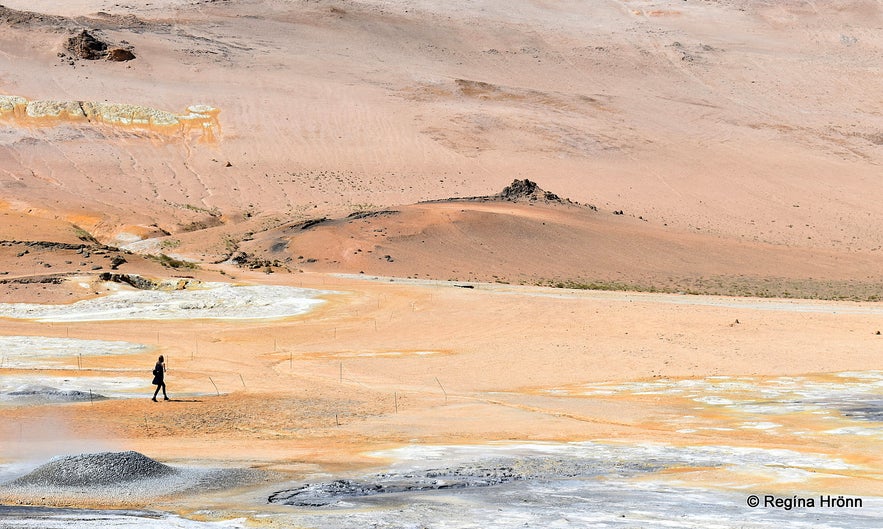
0 94 220 139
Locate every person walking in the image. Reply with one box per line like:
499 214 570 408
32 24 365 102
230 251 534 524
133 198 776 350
152 355 169 402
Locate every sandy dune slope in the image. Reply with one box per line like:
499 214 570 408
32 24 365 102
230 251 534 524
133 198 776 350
238 187 883 299
0 0 880 257
0 2 882 525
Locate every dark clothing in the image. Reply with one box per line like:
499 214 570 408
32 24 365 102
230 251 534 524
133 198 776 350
152 361 164 384
152 361 167 400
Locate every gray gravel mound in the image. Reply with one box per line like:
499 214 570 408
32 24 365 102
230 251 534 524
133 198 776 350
4 385 108 402
1 453 269 506
10 451 175 487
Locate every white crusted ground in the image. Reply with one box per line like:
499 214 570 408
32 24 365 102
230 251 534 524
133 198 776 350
0 283 331 322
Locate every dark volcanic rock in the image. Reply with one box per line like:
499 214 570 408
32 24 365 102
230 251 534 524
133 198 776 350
296 217 328 230
499 178 539 200
66 30 107 60
109 255 127 269
98 272 158 290
346 210 399 220
498 179 562 203
420 179 592 208
64 30 136 61
0 5 68 27
0 275 65 285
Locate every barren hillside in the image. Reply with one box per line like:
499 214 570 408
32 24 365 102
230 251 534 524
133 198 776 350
0 0 881 294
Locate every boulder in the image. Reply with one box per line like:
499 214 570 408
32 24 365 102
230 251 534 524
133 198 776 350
106 48 136 62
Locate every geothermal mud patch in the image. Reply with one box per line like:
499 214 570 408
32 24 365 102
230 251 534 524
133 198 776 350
0 336 148 369
0 283 331 322
0 505 247 529
549 371 883 440
266 442 883 529
269 452 665 507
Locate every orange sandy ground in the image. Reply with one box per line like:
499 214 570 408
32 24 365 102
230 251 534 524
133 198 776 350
1 268 881 517
0 0 881 520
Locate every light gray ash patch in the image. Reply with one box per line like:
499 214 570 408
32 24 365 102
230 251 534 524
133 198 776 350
0 505 245 528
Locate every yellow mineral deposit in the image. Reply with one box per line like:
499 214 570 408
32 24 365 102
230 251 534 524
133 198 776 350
0 94 220 141
0 95 28 118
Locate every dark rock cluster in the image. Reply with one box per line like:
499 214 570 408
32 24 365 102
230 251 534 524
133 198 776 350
65 30 135 61
65 30 107 59
498 178 563 203
421 179 594 209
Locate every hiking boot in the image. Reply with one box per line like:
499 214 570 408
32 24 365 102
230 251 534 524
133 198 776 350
151 397 157 402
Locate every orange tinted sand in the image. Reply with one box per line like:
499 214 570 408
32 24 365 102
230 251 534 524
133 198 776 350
0 0 881 517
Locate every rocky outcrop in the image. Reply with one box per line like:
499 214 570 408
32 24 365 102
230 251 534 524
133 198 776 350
0 240 90 251
0 95 27 116
0 94 220 140
98 273 158 290
346 210 399 220
0 5 154 31
0 5 68 27
421 179 593 209
65 30 108 60
0 275 66 285
498 179 562 202
98 273 198 290
105 47 136 61
64 30 136 61
225 251 284 271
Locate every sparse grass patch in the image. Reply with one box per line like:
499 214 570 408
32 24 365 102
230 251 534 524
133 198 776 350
542 276 883 301
178 216 224 233
71 225 98 244
548 280 668 293
222 235 240 254
148 253 198 270
159 238 181 250
176 203 221 217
